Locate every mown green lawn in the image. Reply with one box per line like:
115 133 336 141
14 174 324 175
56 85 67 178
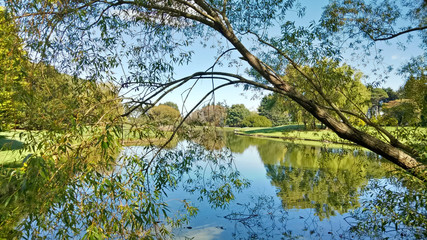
0 125 174 165
235 125 341 141
0 131 26 166
233 124 427 146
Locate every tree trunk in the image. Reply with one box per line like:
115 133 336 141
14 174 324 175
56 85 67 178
287 94 426 180
215 19 426 181
376 104 380 118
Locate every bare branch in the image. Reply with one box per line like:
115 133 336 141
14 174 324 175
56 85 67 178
206 48 237 72
372 26 427 41
147 80 239 168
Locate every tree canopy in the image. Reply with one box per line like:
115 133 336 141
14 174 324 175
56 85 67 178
401 58 427 126
0 7 26 130
226 104 250 127
187 104 227 126
1 0 427 238
258 93 291 126
162 101 180 111
148 104 181 125
5 0 425 177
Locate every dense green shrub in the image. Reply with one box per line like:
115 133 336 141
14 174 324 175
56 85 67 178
226 104 250 127
241 114 272 127
148 104 181 125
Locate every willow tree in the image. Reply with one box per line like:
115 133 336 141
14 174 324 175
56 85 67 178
6 0 426 180
0 7 27 130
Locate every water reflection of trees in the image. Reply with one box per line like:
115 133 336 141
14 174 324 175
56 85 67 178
223 132 394 220
196 131 423 239
192 130 287 161
0 138 250 238
225 132 288 164
0 157 46 238
192 131 396 221
352 176 427 239
0 129 403 238
187 128 226 151
266 148 384 220
0 145 123 238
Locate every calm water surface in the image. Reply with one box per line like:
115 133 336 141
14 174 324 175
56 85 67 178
124 132 394 239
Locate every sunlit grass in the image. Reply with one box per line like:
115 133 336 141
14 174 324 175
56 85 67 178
0 130 26 166
235 125 340 140
0 124 176 165
233 124 427 146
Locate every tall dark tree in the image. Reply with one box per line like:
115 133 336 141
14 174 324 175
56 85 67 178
383 87 400 103
400 56 427 126
226 104 250 127
258 93 291 126
369 88 388 118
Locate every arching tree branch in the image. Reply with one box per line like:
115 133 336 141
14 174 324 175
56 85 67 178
372 26 427 41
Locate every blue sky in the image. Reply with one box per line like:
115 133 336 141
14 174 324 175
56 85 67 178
4 0 421 113
155 1 423 113
155 1 327 112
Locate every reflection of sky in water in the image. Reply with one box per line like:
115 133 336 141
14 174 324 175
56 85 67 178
8 133 420 239
151 134 392 239
115 131 403 239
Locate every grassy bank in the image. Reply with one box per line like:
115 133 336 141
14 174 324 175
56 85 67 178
233 125 350 145
233 125 427 148
0 131 26 166
0 126 177 166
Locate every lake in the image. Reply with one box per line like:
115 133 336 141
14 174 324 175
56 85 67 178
121 131 399 239
2 131 424 239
